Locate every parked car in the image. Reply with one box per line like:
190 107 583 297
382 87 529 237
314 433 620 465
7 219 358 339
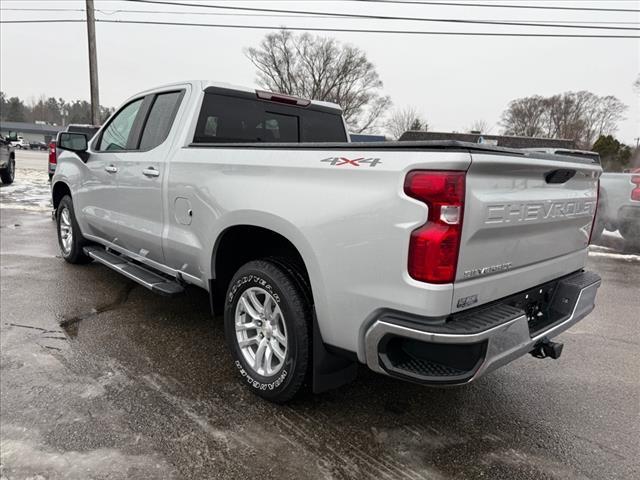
10 138 30 150
0 135 16 184
49 124 100 180
29 141 48 151
523 148 640 247
51 81 602 403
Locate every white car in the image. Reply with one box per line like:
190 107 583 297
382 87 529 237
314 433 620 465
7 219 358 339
10 138 29 149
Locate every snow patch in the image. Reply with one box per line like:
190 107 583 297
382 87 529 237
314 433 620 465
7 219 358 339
588 251 640 262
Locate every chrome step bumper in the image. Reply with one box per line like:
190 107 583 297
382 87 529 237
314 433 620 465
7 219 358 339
364 270 601 385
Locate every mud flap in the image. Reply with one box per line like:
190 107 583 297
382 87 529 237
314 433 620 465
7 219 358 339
312 313 358 394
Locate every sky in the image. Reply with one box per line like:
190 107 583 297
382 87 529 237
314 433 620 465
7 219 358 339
1 0 639 143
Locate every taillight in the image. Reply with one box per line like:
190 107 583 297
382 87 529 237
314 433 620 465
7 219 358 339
404 171 465 284
49 141 57 164
631 175 640 202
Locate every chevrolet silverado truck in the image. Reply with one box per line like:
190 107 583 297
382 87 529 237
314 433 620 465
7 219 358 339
51 81 602 402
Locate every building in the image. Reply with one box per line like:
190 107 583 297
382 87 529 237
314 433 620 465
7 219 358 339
399 130 576 149
0 121 64 144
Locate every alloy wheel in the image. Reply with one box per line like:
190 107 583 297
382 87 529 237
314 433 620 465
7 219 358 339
234 287 288 376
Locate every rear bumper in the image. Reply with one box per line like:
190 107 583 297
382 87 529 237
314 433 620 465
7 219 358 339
364 270 601 385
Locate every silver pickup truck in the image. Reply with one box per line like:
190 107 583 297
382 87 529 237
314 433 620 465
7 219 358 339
597 172 640 245
52 81 602 402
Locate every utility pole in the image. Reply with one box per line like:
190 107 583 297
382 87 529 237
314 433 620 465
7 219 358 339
86 0 100 125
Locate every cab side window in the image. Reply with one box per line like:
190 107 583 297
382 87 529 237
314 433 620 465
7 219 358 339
139 91 184 150
97 99 143 151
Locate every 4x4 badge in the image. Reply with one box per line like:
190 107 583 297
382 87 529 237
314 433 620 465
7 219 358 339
321 157 382 167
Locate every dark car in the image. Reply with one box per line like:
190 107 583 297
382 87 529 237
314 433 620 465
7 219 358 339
29 141 48 151
0 134 16 184
49 124 100 181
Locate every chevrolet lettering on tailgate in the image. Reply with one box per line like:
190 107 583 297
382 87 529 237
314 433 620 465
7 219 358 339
485 199 596 225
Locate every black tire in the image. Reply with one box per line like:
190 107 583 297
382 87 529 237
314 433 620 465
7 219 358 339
224 260 311 403
0 159 15 185
56 195 92 264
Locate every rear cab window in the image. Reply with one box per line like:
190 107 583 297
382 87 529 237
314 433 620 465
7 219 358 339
193 89 346 144
139 90 185 150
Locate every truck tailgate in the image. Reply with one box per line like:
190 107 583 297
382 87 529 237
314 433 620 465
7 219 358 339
453 152 600 311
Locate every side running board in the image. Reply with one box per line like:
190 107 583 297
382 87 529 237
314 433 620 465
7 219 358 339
83 246 185 296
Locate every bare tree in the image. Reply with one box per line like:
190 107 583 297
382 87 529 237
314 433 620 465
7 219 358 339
634 74 640 94
245 29 391 133
467 119 490 134
385 106 427 139
500 95 548 138
501 91 627 148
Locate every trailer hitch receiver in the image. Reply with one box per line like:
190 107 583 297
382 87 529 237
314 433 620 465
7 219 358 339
530 338 564 360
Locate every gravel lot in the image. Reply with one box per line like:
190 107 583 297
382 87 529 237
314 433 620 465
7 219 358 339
1 156 639 479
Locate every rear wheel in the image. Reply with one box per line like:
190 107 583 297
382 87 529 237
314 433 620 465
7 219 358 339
0 159 15 185
224 260 311 403
56 195 91 264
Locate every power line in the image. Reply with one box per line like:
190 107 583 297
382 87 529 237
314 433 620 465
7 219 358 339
2 7 639 25
95 19 640 37
3 18 636 38
0 8 86 13
0 19 86 24
0 7 352 19
123 0 640 31
292 0 640 13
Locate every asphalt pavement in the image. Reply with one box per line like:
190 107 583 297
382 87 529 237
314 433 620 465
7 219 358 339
1 159 639 479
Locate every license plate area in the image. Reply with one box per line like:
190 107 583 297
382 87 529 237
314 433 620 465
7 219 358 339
502 270 600 337
505 281 559 336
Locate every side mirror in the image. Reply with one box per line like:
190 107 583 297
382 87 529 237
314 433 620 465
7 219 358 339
58 132 88 151
58 132 89 161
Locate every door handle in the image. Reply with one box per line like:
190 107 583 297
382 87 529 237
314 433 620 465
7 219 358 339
105 165 118 173
142 167 160 178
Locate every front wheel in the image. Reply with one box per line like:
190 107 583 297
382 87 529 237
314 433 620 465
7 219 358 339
56 195 91 264
224 260 311 403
